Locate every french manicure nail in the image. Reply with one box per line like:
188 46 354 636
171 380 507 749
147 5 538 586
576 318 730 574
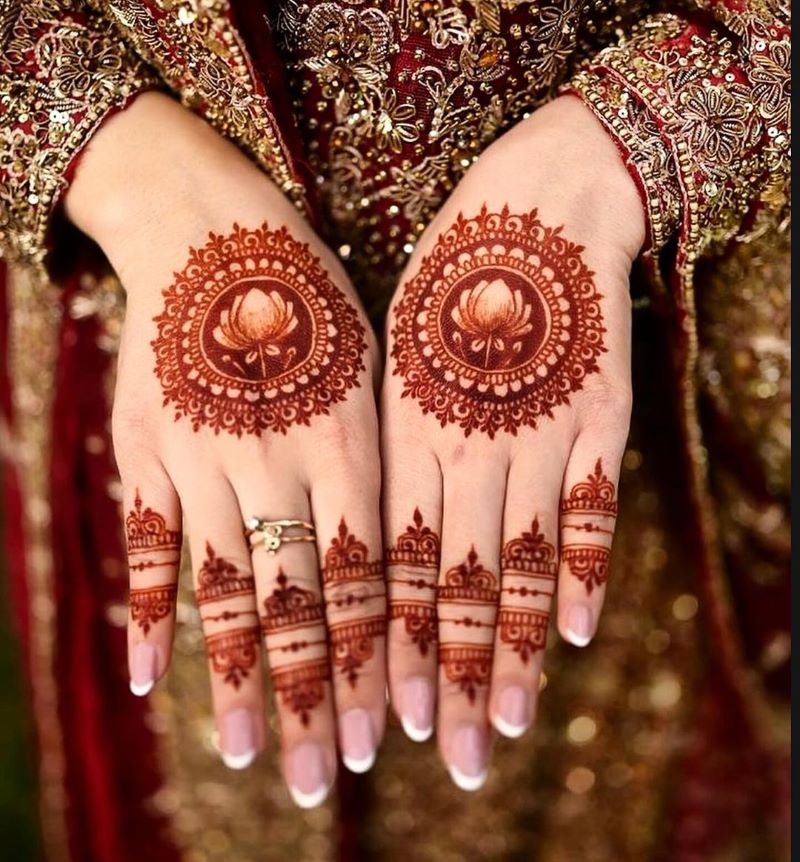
494 686 531 738
400 676 434 742
287 742 331 809
340 708 376 773
566 604 594 647
448 725 488 792
130 642 158 696
220 708 257 770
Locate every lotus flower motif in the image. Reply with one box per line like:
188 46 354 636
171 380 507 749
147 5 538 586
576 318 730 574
450 277 534 367
213 286 299 375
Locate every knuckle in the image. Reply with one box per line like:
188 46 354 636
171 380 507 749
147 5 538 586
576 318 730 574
581 379 633 428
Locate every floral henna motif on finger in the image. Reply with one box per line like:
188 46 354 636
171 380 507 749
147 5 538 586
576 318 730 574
259 568 330 725
204 627 260 689
126 491 181 635
386 508 440 657
322 519 386 687
560 459 618 594
391 206 605 438
195 543 255 605
437 547 499 704
129 585 178 635
152 222 367 436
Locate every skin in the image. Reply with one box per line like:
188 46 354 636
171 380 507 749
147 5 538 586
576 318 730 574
382 96 645 788
66 91 644 799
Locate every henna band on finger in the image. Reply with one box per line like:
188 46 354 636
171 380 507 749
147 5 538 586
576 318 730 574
245 518 316 555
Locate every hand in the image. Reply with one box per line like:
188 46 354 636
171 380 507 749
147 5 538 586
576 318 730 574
382 96 645 788
67 94 385 806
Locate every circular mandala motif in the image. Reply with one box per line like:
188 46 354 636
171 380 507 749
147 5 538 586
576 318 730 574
152 222 366 436
391 206 606 437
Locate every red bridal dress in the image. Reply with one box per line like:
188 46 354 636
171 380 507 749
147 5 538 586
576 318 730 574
0 2 790 861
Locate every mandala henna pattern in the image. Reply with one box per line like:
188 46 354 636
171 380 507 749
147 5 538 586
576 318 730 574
126 490 181 635
560 459 618 594
204 627 260 689
152 222 367 436
498 518 557 663
437 547 499 704
391 206 605 438
260 568 329 725
195 542 256 605
386 508 440 657
321 518 386 687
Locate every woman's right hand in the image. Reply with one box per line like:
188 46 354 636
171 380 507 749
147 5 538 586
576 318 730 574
66 93 386 808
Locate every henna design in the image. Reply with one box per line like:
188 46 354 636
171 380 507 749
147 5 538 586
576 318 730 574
258 567 329 724
497 608 549 663
271 660 331 727
438 644 493 706
204 627 260 689
437 547 500 604
152 222 367 436
500 518 558 579
391 206 605 438
129 585 177 635
195 542 255 605
386 508 440 657
329 616 387 687
320 518 386 687
560 460 618 594
126 490 182 556
201 609 257 624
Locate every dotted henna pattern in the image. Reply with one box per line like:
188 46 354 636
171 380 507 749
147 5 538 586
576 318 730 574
391 206 605 438
152 222 367 436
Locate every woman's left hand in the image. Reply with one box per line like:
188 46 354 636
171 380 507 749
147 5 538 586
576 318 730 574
381 95 646 789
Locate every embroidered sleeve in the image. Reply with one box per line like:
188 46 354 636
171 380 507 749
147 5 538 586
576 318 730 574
0 0 160 270
563 6 791 263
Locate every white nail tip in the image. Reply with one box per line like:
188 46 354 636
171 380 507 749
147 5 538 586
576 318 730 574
342 750 376 774
289 783 330 809
129 679 154 697
449 765 488 792
221 749 256 770
493 714 528 739
401 715 433 743
566 629 592 648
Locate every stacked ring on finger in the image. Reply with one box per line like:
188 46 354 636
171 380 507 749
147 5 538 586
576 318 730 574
245 517 316 555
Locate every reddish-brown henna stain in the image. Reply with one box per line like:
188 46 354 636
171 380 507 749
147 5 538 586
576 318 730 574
126 490 181 635
560 459 618 594
386 508 440 657
152 222 367 436
129 585 177 635
322 518 386 688
204 627 260 689
391 206 605 438
195 542 255 605
260 567 329 725
437 547 499 704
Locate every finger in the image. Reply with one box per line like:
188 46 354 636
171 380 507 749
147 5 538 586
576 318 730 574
313 457 386 777
179 476 266 772
557 443 622 647
122 467 182 698
235 472 338 810
489 439 567 738
384 441 442 743
437 462 506 791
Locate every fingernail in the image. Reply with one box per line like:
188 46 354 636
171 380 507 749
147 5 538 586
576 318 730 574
448 725 488 791
130 642 158 696
400 676 434 742
340 708 376 773
287 743 331 809
220 708 257 770
494 686 531 738
566 604 594 647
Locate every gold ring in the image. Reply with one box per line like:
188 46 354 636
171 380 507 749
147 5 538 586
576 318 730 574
244 517 316 555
